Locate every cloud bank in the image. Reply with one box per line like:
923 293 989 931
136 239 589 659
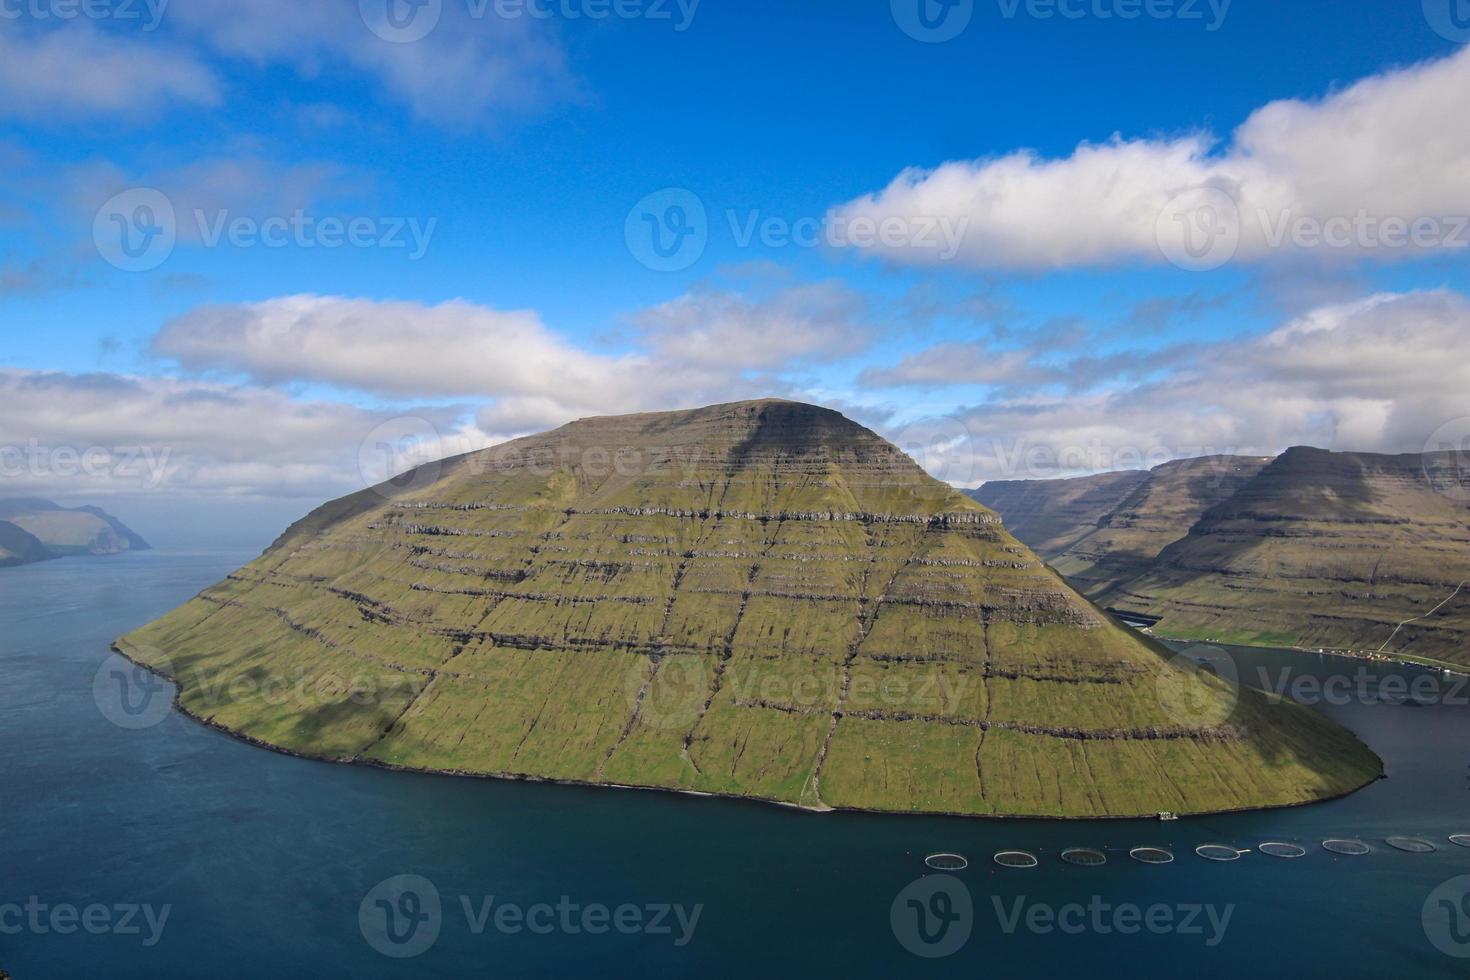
829 45 1470 269
896 290 1470 483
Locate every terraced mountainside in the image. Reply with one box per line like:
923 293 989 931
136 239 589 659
0 498 150 559
118 401 1379 817
976 456 1273 599
1107 448 1470 666
976 448 1470 668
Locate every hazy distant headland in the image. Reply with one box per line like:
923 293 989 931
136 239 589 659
0 498 150 568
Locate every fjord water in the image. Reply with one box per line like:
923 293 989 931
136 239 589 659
4 552 1468 978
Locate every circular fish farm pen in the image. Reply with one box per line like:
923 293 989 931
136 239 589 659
924 853 969 872
1450 835 1470 849
1129 847 1175 865
994 850 1040 869
1195 844 1244 862
1322 839 1372 856
1060 847 1108 867
1259 842 1308 859
1385 837 1437 854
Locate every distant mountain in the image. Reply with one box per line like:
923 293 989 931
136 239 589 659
117 400 1378 819
0 499 150 565
0 520 52 568
1027 456 1273 597
973 448 1470 667
968 469 1152 557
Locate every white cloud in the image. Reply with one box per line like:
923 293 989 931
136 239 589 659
0 370 489 500
860 342 1052 389
155 294 647 405
8 290 1467 505
0 2 567 128
152 284 874 436
891 290 1470 484
0 23 220 121
170 0 569 128
631 281 872 372
830 45 1470 269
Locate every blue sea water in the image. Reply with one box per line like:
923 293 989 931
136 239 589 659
3 550 1469 978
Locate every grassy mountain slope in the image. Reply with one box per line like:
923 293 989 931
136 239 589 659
117 401 1378 817
1106 448 1470 665
1044 456 1273 597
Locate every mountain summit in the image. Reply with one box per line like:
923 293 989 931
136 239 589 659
118 400 1377 817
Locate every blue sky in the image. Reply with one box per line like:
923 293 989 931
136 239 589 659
2 0 1469 545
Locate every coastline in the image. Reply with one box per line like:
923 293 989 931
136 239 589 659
1145 629 1470 679
111 637 1384 825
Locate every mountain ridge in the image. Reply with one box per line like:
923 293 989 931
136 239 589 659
973 446 1470 667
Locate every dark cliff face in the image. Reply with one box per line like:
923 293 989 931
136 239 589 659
76 505 152 552
118 400 1380 818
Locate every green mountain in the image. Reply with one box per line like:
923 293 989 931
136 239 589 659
117 401 1378 817
0 499 150 565
0 520 52 568
977 456 1274 598
974 448 1470 668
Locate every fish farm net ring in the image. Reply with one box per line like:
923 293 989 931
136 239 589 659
1450 835 1470 848
1061 847 1108 867
924 853 969 871
1322 839 1371 856
1259 842 1307 859
994 850 1039 869
1386 837 1437 853
1195 844 1243 862
1129 847 1175 865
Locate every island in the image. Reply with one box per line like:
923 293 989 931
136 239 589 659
117 400 1380 818
0 498 150 568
